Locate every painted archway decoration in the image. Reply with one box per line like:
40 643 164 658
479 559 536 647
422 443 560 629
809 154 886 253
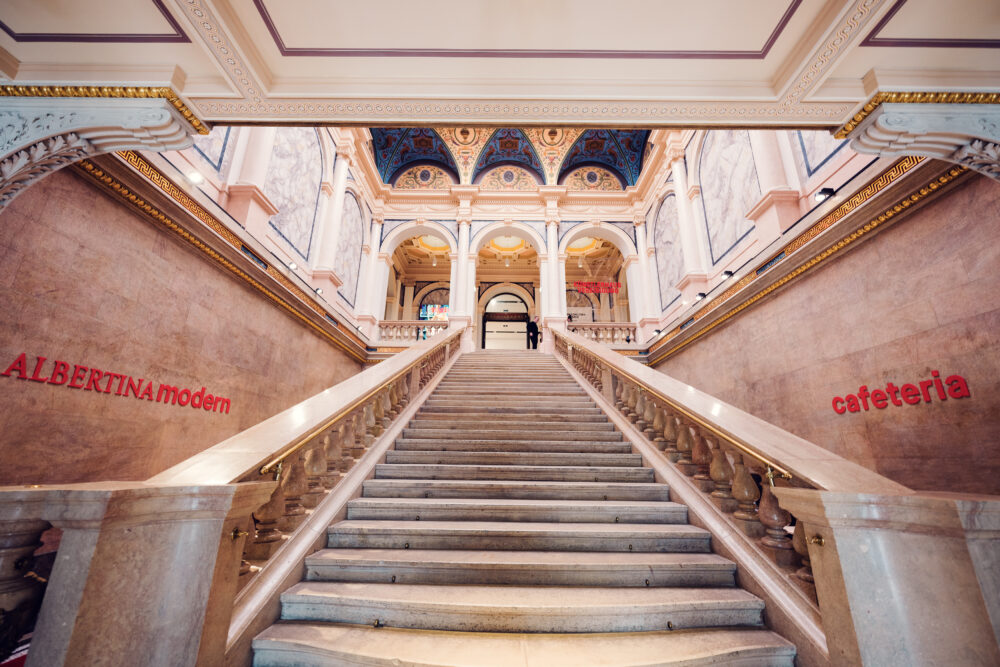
380 219 459 255
370 128 461 184
558 129 650 187
470 129 545 185
477 165 539 191
563 166 625 191
393 164 455 189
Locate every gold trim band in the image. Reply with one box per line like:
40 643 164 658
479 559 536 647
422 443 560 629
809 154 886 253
0 85 210 135
835 91 1000 139
647 162 968 365
74 159 367 363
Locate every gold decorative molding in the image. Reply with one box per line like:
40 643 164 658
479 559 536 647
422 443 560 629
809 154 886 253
835 92 1000 139
647 159 967 365
74 158 367 362
0 85 210 135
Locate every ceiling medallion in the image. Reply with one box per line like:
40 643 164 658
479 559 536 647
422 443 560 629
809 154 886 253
452 127 478 145
540 128 565 146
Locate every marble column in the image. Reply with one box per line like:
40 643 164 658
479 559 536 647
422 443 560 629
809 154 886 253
221 127 278 238
747 130 803 238
311 143 353 288
453 219 471 318
401 283 415 320
0 481 274 667
774 488 1000 667
633 216 659 341
354 215 383 337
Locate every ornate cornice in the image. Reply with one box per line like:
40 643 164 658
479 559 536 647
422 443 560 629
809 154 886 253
835 91 1000 139
646 156 968 364
0 85 209 135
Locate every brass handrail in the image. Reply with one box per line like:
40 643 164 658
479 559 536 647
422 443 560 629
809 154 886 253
558 331 795 481
257 327 460 476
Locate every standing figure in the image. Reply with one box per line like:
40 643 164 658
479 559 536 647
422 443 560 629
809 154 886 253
527 315 539 350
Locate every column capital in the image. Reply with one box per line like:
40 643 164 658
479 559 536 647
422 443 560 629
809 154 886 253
457 217 472 227
545 217 560 227
633 214 646 227
665 144 686 164
337 140 357 165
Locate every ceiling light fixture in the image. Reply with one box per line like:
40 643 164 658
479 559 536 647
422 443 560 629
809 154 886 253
288 262 297 270
695 292 706 300
431 255 437 267
504 256 511 267
814 187 835 202
577 256 583 268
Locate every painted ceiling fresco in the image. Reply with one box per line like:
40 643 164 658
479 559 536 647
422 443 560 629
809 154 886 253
369 128 650 189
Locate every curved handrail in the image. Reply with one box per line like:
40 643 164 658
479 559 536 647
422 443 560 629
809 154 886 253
149 325 463 486
553 327 909 494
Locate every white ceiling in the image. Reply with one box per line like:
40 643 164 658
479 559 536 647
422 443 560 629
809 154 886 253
0 0 997 128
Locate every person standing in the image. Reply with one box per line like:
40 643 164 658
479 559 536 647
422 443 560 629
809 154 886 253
527 315 539 350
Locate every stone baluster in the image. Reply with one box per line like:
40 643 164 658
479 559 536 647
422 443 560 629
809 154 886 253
675 420 695 475
322 425 344 489
277 450 308 532
244 479 284 560
642 395 658 440
758 471 796 565
632 388 646 427
625 383 640 422
791 520 815 584
731 454 764 537
662 412 679 460
378 388 391 430
592 359 603 392
651 404 666 447
619 382 633 417
614 375 625 410
709 441 736 512
363 401 379 444
301 440 327 508
690 427 714 492
0 518 49 651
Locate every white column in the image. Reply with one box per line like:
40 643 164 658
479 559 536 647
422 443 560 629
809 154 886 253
447 253 459 313
624 258 644 324
454 220 471 317
557 253 568 317
355 215 383 338
545 220 563 318
633 218 657 319
312 145 352 276
401 283 415 320
538 257 549 317
670 153 711 275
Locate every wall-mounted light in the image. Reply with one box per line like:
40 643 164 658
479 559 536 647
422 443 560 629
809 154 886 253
723 270 734 279
288 262 297 270
695 292 706 300
186 171 205 185
814 187 835 202
315 288 323 295
431 255 437 267
577 256 583 268
504 256 511 267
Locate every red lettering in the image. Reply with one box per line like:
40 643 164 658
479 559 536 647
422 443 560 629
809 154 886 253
116 375 128 396
2 353 28 379
886 382 902 406
68 365 88 389
918 380 933 402
870 390 888 409
157 384 179 405
214 397 231 414
28 356 49 383
832 397 846 414
845 395 860 413
103 372 120 394
49 360 69 385
857 385 870 411
203 394 214 411
900 384 921 405
191 387 205 409
945 375 971 399
84 368 103 392
126 377 143 398
177 388 191 406
138 381 154 401
931 370 947 400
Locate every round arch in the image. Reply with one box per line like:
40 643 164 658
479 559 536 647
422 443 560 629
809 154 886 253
413 281 452 311
558 220 637 258
475 282 537 351
471 221 546 254
380 219 458 255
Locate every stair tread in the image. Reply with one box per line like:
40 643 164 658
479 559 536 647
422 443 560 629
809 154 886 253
330 520 709 537
347 498 683 510
361 479 670 500
253 623 796 667
306 548 734 569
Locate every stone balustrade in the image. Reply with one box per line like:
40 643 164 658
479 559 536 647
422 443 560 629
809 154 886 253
0 324 465 667
566 322 637 346
378 320 448 343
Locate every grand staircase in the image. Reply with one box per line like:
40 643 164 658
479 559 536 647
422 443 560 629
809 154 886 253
253 351 796 666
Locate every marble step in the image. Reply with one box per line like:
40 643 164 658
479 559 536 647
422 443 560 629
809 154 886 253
384 451 643 468
430 389 589 398
252 623 796 667
412 411 608 423
399 428 622 442
392 439 632 453
435 380 580 388
405 419 614 432
422 397 596 407
374 464 654 482
304 549 735 587
361 479 671 501
345 498 687 523
327 520 711 552
418 405 605 415
278 582 765 632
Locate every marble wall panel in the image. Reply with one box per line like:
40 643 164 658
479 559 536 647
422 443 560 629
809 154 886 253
0 170 362 485
335 192 365 307
263 127 323 259
698 130 760 263
191 126 234 176
793 129 848 179
655 175 1000 494
652 194 683 310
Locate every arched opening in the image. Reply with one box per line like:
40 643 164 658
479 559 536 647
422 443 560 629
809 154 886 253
482 292 529 350
379 227 454 325
564 235 629 322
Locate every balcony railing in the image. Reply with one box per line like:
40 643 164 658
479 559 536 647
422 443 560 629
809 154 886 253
378 320 448 344
566 321 637 346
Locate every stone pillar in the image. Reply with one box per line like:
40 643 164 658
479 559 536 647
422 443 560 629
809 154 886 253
401 283 415 320
355 214 383 336
623 256 645 325
0 94 200 209
311 142 353 290
599 292 611 321
747 130 803 239
453 219 471 317
543 219 566 323
0 482 274 667
447 253 459 315
774 488 1000 667
225 127 279 239
669 151 711 276
633 215 659 341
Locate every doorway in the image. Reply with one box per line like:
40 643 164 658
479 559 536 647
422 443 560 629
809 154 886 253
482 293 528 349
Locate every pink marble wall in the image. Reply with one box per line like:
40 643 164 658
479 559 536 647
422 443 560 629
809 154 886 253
0 169 363 485
655 174 1000 494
